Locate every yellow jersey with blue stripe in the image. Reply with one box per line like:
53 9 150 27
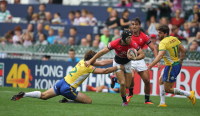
159 36 181 66
64 59 96 88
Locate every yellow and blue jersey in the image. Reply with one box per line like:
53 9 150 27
64 59 96 88
159 36 182 82
159 36 181 66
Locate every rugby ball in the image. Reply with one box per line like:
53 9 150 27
128 48 138 58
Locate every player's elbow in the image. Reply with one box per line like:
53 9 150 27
89 99 92 104
86 99 92 104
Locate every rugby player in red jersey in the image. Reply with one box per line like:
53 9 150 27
85 30 145 106
126 17 161 104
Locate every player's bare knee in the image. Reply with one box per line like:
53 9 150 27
40 92 48 100
143 78 150 85
120 81 126 87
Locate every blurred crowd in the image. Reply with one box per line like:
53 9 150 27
0 0 200 52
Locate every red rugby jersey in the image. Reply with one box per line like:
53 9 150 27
107 38 140 58
132 32 151 49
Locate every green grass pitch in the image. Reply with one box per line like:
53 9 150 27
0 87 199 116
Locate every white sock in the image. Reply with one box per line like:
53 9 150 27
160 84 165 104
174 88 190 97
23 91 41 98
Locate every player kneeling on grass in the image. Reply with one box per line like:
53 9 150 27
11 50 125 104
148 25 196 107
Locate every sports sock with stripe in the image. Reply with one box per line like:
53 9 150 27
174 88 190 97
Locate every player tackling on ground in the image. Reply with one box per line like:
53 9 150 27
148 25 196 107
11 50 125 104
85 30 145 106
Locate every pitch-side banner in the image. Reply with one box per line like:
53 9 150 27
0 59 112 92
0 59 199 98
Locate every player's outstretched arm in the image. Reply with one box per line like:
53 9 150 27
179 44 186 64
93 59 113 66
148 42 161 69
148 50 166 70
85 47 110 67
93 65 124 74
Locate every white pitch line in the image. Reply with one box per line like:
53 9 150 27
0 91 18 93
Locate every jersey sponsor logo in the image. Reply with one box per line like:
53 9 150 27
140 38 143 42
119 51 127 56
170 39 176 44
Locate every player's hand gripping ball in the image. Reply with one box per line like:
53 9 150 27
128 48 138 58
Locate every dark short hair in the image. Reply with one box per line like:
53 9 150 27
76 10 81 14
69 10 75 15
132 17 141 25
40 4 46 8
69 49 75 52
193 40 198 43
27 5 34 10
55 12 60 16
158 25 169 35
42 55 50 59
122 9 130 16
70 27 76 31
84 50 97 61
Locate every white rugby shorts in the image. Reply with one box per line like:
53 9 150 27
131 59 148 72
113 59 132 73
